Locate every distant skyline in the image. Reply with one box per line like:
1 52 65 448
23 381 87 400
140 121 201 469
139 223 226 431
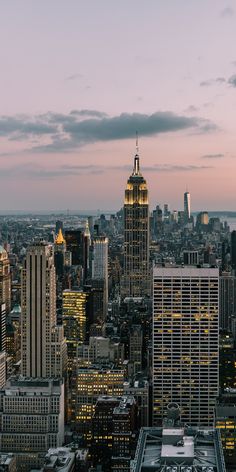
1 1 236 210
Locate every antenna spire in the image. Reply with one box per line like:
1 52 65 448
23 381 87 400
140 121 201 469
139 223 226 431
133 131 140 175
136 131 139 154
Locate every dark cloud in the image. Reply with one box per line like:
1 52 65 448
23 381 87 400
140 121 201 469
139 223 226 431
0 110 217 154
201 153 224 159
228 74 236 87
220 6 234 17
0 116 56 138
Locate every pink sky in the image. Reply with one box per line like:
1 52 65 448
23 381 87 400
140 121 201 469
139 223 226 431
0 0 236 211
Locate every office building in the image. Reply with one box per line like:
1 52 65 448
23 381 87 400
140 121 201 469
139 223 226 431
122 145 150 298
0 454 16 472
131 403 226 472
92 236 108 317
215 389 236 469
0 351 6 387
65 230 83 266
153 265 219 426
184 190 190 221
62 288 89 371
72 365 124 435
231 230 236 271
0 377 64 472
129 325 143 375
219 332 236 390
21 241 67 378
0 303 6 352
0 246 11 314
183 250 199 266
77 336 124 367
220 272 236 331
124 379 149 427
111 396 138 471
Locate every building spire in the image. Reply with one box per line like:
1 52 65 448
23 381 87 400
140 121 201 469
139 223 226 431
133 131 140 175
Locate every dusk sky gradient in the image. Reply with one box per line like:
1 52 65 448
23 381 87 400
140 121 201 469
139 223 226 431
1 0 236 211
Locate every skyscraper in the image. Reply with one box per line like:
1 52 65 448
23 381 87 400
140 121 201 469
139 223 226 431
21 241 67 378
92 235 108 316
184 190 190 221
231 230 236 271
0 246 11 315
153 265 219 426
122 143 150 297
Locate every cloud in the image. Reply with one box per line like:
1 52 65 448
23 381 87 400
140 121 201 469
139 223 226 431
0 110 217 154
228 74 236 87
200 77 226 87
220 6 234 17
65 73 84 81
201 153 224 159
0 162 212 180
0 116 56 138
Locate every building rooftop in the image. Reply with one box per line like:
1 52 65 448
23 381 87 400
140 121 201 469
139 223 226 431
44 448 75 472
131 427 226 472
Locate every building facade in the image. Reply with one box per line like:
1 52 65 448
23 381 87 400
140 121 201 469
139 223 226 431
122 150 150 298
153 265 219 426
21 241 67 378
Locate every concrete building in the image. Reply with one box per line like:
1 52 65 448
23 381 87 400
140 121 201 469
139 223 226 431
131 403 226 472
129 325 143 375
124 379 149 427
215 389 236 469
92 236 109 318
72 365 124 435
153 265 219 426
219 272 236 331
0 454 16 472
0 246 11 314
0 350 6 388
0 377 64 471
21 241 67 378
62 288 89 372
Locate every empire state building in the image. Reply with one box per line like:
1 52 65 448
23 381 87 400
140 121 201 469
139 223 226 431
122 145 150 298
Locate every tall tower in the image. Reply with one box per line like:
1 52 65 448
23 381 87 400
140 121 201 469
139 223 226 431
184 190 191 221
122 141 150 297
153 265 219 426
0 246 11 314
21 241 66 378
92 235 108 317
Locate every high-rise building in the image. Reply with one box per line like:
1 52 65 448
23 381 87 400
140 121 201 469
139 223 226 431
21 241 67 378
215 389 236 469
184 190 190 221
131 404 226 472
92 236 108 318
220 272 236 331
153 265 219 426
0 303 6 353
72 365 124 434
122 145 150 297
231 230 236 271
62 288 89 371
0 246 11 315
65 230 83 266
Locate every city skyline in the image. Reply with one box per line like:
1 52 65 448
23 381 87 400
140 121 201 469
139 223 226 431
0 1 236 210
